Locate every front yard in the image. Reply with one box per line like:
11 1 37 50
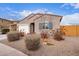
0 36 79 56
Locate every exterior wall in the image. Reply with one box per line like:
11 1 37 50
18 14 43 34
17 24 30 34
19 14 41 24
34 15 61 34
0 19 18 33
34 15 51 33
60 25 79 36
0 19 13 26
18 14 62 34
10 22 18 31
52 16 61 30
0 19 14 29
10 24 17 31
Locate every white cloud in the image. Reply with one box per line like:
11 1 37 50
19 10 32 18
1 7 18 14
61 3 69 8
33 8 53 14
70 3 79 9
0 8 53 20
10 13 16 16
60 3 70 9
18 8 53 19
60 13 79 25
0 7 11 10
61 3 79 9
8 19 14 21
5 7 11 10
33 8 48 13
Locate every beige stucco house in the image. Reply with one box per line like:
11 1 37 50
0 18 13 29
0 18 18 33
18 13 62 34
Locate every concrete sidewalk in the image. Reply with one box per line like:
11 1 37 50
0 43 26 56
0 34 7 40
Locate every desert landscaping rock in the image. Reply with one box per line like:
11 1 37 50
0 36 79 56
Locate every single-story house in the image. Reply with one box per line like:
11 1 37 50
10 21 18 31
0 18 18 34
18 13 62 34
0 18 14 30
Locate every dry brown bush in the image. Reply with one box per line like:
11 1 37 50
7 31 20 42
53 31 64 41
25 34 41 51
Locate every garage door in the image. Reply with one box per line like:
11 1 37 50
18 24 30 34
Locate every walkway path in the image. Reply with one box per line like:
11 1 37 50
0 43 26 56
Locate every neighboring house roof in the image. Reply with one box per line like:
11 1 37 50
0 18 19 26
19 13 63 23
0 18 18 28
0 18 13 22
0 18 18 23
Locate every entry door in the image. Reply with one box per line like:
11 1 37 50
30 23 35 33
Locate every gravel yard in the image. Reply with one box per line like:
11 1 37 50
0 36 79 56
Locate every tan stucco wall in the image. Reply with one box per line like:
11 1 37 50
0 19 18 33
18 14 62 34
0 19 14 29
35 15 61 34
0 20 13 26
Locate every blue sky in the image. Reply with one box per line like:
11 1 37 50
0 3 79 25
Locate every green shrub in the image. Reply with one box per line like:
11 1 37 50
7 31 20 42
53 31 64 41
25 34 41 51
1 29 10 34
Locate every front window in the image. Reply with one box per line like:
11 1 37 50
39 21 52 29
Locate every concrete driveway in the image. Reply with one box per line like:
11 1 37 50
0 43 26 56
0 34 7 40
